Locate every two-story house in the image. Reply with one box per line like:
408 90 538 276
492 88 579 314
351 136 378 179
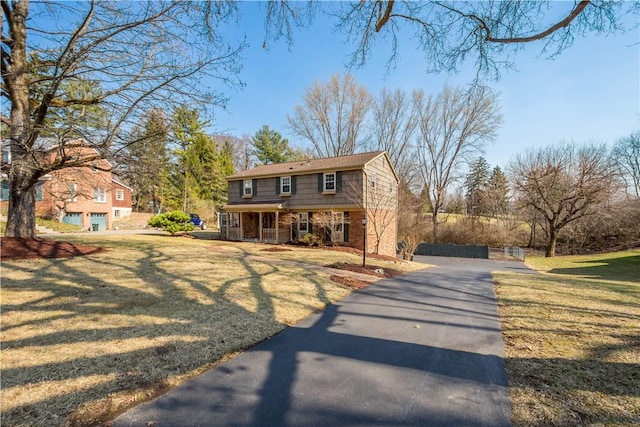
221 151 399 257
1 139 132 231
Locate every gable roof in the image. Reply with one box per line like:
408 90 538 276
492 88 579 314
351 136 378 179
227 151 389 180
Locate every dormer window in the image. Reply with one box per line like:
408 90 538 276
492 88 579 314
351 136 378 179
281 176 291 195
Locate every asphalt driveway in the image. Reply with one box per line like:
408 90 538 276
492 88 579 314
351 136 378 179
112 256 532 427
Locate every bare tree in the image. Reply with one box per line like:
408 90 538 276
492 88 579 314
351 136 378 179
287 73 373 157
345 174 397 255
1 1 245 238
509 142 616 257
414 85 502 241
367 88 419 187
330 1 635 79
611 131 640 199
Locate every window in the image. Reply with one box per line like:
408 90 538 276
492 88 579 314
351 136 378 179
35 182 43 201
114 209 121 218
2 148 10 164
229 212 240 228
67 183 78 202
298 212 309 232
280 176 291 195
389 179 394 193
243 179 253 197
323 172 336 192
370 172 377 189
93 187 106 203
331 212 345 242
1 180 9 201
115 189 125 201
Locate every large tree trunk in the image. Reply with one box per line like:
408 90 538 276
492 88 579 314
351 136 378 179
546 229 558 257
431 212 439 242
5 179 37 238
5 0 37 238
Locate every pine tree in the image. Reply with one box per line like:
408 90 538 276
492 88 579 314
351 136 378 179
487 166 509 218
250 125 296 164
123 109 170 213
464 157 491 216
169 105 234 213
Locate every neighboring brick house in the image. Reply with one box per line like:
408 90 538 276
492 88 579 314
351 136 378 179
111 176 133 223
1 139 132 231
221 151 399 257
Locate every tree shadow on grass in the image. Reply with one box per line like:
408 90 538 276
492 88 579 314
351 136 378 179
506 353 640 426
0 239 342 426
548 254 640 283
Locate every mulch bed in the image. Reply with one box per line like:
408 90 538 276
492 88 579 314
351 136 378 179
329 275 371 290
260 247 293 252
0 237 107 261
326 262 404 278
326 262 405 290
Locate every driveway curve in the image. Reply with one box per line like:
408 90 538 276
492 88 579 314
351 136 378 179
113 256 533 427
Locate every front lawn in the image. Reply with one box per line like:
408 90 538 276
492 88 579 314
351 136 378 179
0 235 423 426
494 249 640 426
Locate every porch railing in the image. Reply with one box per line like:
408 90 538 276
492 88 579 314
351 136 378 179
262 227 290 243
227 227 241 240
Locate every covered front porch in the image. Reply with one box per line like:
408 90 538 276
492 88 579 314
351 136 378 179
221 203 291 244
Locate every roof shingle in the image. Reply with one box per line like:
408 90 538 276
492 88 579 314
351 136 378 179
227 151 385 180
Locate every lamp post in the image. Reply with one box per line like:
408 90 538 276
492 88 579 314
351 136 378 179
362 215 368 267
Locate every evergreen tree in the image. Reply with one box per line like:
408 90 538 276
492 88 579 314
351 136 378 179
169 105 234 213
250 125 295 164
487 166 509 218
464 157 491 216
124 109 170 213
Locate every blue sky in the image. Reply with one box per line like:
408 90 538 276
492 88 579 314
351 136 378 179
212 3 640 169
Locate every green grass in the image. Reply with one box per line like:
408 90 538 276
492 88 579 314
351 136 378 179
525 249 640 283
1 218 84 234
0 235 424 427
494 249 640 426
36 217 84 232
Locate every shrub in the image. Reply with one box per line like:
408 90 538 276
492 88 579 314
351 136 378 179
148 211 194 235
299 233 321 247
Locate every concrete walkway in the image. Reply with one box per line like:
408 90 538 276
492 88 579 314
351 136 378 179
113 256 533 427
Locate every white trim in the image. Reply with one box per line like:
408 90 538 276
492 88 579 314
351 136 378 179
323 172 336 193
280 176 291 195
243 179 253 197
93 187 107 203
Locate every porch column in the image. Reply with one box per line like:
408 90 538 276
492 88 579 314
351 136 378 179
275 211 279 243
240 212 244 240
259 212 263 241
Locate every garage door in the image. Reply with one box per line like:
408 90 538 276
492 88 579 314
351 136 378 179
62 212 82 226
90 213 107 231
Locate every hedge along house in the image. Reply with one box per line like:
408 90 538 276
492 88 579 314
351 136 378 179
221 151 399 257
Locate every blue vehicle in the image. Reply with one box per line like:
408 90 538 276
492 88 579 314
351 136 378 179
189 213 207 230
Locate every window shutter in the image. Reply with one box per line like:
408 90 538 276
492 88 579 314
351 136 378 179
291 176 297 194
252 179 257 196
318 173 323 192
344 211 350 242
276 177 281 195
308 211 313 234
239 181 243 197
337 171 343 191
